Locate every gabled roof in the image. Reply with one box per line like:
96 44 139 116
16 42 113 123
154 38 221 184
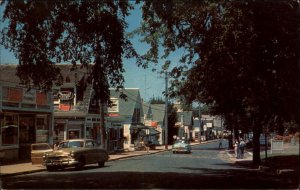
150 104 165 124
0 64 19 84
109 88 143 117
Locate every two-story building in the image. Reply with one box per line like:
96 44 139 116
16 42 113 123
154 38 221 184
107 88 145 152
52 65 104 145
0 64 53 163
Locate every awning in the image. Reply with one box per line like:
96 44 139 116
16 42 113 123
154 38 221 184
142 128 161 136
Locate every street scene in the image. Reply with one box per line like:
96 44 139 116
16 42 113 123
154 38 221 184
1 140 299 189
0 1 299 189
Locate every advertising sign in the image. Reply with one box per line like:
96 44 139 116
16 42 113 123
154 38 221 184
108 98 119 112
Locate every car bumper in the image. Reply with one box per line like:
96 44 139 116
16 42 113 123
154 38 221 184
44 159 79 167
172 148 190 153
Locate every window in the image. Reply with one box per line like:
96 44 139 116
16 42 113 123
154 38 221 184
1 114 19 145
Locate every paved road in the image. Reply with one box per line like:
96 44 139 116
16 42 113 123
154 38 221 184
1 141 298 189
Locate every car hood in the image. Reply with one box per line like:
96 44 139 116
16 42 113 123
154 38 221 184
46 148 73 157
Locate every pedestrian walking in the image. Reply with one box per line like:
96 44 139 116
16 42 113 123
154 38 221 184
239 139 246 158
218 137 223 149
234 141 239 158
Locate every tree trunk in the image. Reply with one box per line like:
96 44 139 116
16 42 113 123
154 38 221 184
252 121 261 166
99 101 107 150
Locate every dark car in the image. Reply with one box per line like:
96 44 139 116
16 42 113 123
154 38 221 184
43 139 109 171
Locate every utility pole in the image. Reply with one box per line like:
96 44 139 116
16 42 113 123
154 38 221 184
198 102 201 144
164 71 168 149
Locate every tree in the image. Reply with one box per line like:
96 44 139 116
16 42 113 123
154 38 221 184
167 102 178 144
1 1 140 148
138 1 299 165
149 96 164 104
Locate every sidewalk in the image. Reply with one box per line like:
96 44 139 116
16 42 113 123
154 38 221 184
0 145 170 177
0 141 219 177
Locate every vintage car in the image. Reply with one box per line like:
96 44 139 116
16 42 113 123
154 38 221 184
172 140 191 154
43 139 109 171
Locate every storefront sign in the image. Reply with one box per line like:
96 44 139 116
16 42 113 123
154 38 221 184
108 98 119 112
59 91 74 101
206 123 212 128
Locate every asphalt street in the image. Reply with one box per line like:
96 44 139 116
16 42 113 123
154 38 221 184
1 141 298 189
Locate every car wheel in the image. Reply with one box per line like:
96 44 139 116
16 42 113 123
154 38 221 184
46 166 55 172
75 156 85 170
173 151 176 154
98 161 105 167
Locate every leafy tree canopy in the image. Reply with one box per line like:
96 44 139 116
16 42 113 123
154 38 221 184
137 0 299 165
1 0 142 102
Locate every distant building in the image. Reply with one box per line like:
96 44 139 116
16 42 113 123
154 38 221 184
175 111 193 141
143 103 164 145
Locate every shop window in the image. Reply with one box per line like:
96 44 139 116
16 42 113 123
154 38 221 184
36 115 49 143
68 130 80 139
2 114 18 145
19 115 35 144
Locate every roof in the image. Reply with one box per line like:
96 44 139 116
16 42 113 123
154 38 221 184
0 64 19 84
150 104 165 124
0 64 90 87
109 88 143 117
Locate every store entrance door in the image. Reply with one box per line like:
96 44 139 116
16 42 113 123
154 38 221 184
19 115 36 160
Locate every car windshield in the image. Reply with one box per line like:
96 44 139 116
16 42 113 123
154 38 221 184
175 140 185 144
58 141 84 148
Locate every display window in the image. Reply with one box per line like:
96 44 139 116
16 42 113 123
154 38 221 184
1 114 19 145
68 130 80 139
19 115 35 144
36 115 49 143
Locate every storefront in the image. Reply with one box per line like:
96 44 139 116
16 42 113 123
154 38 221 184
0 85 53 163
53 114 102 145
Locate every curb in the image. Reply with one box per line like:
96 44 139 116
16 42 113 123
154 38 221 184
1 140 217 178
258 165 295 175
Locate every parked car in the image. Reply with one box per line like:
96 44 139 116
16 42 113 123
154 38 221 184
172 140 191 154
43 139 109 171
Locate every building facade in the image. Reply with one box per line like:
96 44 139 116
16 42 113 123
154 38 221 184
0 65 53 163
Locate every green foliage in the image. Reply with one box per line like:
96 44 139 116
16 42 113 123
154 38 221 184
1 1 139 102
138 0 299 165
149 96 164 104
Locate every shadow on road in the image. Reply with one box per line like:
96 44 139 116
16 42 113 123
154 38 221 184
3 165 299 189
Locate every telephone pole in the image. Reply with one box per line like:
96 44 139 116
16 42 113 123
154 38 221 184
164 71 168 149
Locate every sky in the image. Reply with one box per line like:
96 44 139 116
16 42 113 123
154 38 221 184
0 2 180 102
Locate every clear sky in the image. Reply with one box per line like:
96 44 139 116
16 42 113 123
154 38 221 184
0 3 174 102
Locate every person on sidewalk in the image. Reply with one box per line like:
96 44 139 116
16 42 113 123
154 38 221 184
239 139 246 159
218 137 223 149
234 140 239 159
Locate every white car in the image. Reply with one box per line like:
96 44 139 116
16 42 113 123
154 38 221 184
172 140 191 154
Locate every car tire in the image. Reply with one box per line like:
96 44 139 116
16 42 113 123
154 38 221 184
173 151 176 154
75 156 85 170
46 166 55 172
98 161 105 167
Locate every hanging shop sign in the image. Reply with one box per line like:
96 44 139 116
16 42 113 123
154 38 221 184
58 91 74 101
